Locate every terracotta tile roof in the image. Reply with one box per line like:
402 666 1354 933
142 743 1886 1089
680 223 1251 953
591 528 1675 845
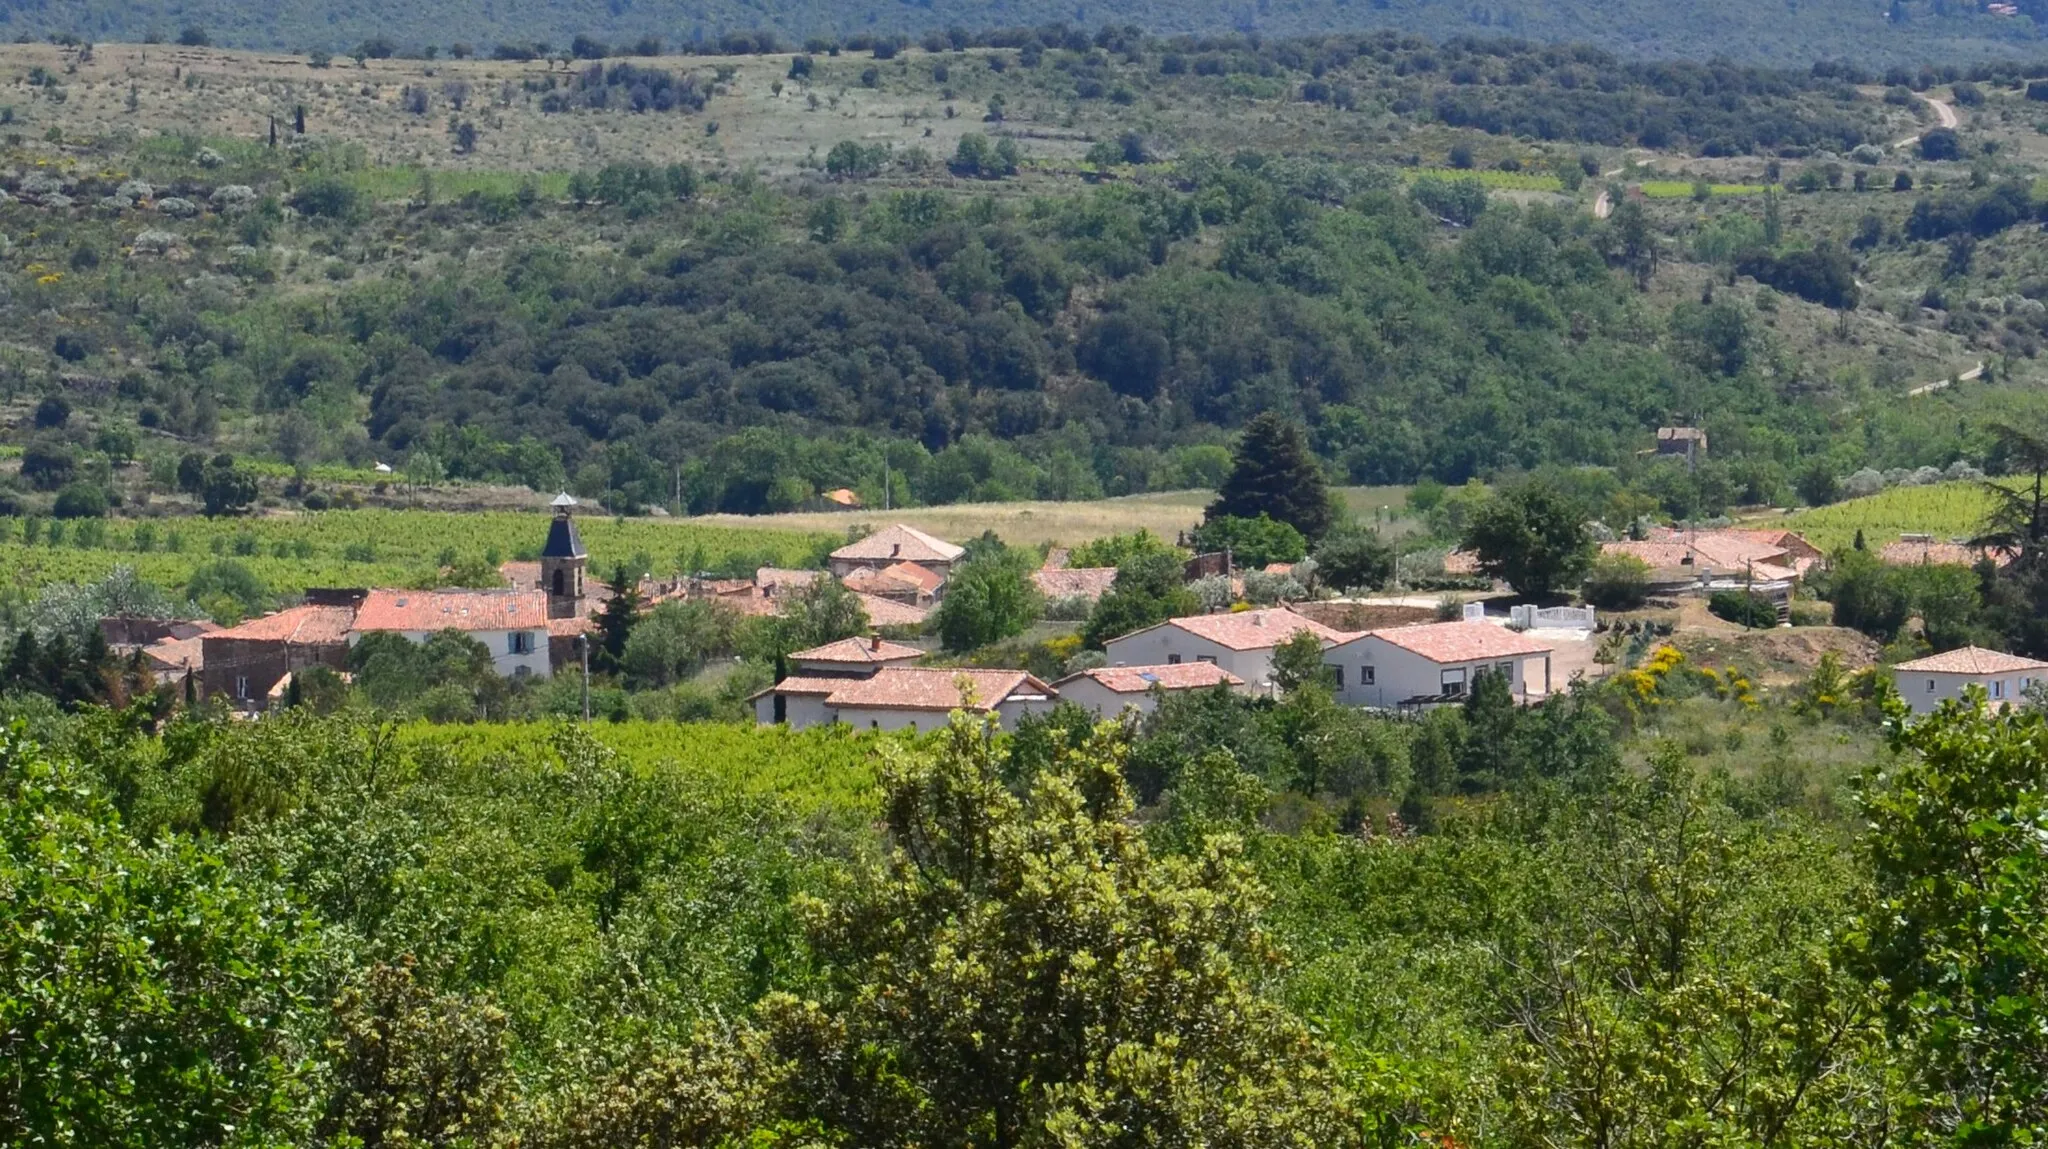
1151 608 1355 652
1605 532 1814 578
209 604 357 645
353 589 549 633
1263 562 1296 576
1879 539 2015 569
1894 647 2048 675
1351 621 1555 663
547 616 598 637
855 592 930 628
822 488 863 507
825 667 1052 713
756 567 825 594
1603 540 1695 569
791 636 926 665
881 561 944 594
1032 567 1117 601
831 524 965 565
142 635 205 671
1042 547 1071 571
843 566 930 597
747 675 848 702
1056 662 1243 694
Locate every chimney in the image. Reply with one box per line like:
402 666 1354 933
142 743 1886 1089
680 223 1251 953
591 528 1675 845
891 543 901 557
870 634 882 652
1253 612 1265 627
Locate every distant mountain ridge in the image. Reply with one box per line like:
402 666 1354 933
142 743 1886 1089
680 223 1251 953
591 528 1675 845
0 0 2043 64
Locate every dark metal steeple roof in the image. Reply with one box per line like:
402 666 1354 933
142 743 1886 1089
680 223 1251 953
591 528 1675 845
541 493 586 559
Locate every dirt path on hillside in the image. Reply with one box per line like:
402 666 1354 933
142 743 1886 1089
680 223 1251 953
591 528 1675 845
1908 361 1984 397
1894 92 1958 149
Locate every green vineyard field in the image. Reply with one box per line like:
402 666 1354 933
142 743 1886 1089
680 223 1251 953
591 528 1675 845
1783 481 2001 551
0 509 834 595
394 719 890 814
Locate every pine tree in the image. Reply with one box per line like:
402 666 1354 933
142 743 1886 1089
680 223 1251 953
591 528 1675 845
1205 413 1334 542
594 565 643 673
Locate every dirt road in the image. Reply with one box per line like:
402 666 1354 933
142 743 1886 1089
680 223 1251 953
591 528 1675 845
1907 361 1984 397
1895 92 1958 149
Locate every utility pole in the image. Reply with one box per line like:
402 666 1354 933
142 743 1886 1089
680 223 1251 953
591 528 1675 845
883 454 891 511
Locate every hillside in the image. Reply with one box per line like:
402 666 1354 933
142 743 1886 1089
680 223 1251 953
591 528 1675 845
7 0 2048 65
0 30 2037 532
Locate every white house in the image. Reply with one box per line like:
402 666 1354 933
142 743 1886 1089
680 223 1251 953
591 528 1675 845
1893 646 2048 715
1102 608 1357 692
753 667 1057 732
1052 662 1244 719
349 589 552 679
1322 621 1555 710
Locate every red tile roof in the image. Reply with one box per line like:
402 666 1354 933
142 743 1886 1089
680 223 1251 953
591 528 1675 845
547 616 598 637
1031 567 1117 601
142 635 206 671
855 592 930 628
1894 647 2048 675
831 524 965 565
1057 662 1243 694
791 636 926 665
353 589 549 633
843 565 932 597
1352 621 1555 663
881 561 945 594
1879 539 2015 569
1151 608 1355 652
748 675 849 702
209 604 357 645
755 567 826 594
824 667 1051 712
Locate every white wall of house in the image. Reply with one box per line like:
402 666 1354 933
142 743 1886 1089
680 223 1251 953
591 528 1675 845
832 697 1053 733
1060 679 1151 719
1104 627 1282 689
1903 669 2041 715
755 691 834 729
1322 634 1549 709
351 627 551 679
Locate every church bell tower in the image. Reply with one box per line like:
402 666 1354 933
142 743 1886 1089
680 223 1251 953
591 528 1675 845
539 492 587 620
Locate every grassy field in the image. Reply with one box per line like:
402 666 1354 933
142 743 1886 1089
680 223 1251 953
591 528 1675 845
696 485 1415 549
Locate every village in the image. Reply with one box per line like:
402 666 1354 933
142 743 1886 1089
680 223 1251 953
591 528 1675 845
105 486 2045 727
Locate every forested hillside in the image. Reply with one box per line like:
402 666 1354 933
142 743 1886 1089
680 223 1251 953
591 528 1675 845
7 0 2048 64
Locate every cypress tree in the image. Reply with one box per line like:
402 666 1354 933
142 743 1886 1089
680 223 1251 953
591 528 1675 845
1205 413 1335 541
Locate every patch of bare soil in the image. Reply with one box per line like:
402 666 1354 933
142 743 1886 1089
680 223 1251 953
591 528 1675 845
1680 626 1880 686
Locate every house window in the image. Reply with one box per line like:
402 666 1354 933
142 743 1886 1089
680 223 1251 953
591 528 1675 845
1993 679 2006 700
1167 654 1183 665
1360 665 1375 686
1441 668 1467 697
1327 664 1345 688
1927 679 1937 694
1496 661 1514 682
234 675 249 699
1196 654 1218 665
509 631 534 655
